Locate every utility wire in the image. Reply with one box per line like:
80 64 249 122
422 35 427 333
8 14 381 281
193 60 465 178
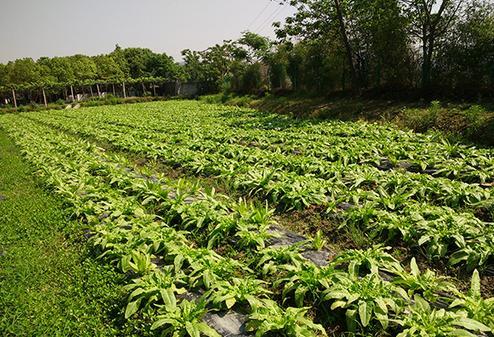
247 0 273 30
255 3 287 34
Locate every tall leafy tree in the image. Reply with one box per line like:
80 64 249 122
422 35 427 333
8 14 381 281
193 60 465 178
68 54 97 83
122 48 155 79
6 58 42 85
0 64 8 87
402 0 465 92
94 55 125 82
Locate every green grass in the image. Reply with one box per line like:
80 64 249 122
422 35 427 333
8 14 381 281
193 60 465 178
0 129 134 336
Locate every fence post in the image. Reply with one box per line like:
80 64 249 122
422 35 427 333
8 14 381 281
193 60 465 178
70 85 75 102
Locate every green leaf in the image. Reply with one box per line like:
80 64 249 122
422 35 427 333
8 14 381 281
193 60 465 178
185 321 201 337
456 318 491 332
469 269 481 299
325 290 348 300
198 322 221 337
124 299 141 319
151 318 172 330
346 308 357 332
450 329 479 337
410 258 420 276
160 288 177 310
225 297 236 309
294 287 307 307
359 301 371 327
331 300 347 310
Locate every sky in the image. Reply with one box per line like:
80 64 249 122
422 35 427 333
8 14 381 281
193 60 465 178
0 0 296 64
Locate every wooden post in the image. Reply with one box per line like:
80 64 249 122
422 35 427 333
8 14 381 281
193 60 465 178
42 88 47 107
12 88 17 109
96 83 101 97
70 85 75 102
122 82 127 98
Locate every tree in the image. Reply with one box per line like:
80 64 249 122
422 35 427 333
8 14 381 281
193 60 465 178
237 32 271 63
147 53 180 79
69 54 97 83
122 48 155 79
402 0 465 92
277 0 411 92
182 42 237 91
41 57 75 84
110 45 130 79
6 58 42 85
0 64 8 87
434 1 494 96
94 55 125 82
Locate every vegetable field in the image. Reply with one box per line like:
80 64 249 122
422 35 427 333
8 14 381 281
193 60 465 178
1 100 493 336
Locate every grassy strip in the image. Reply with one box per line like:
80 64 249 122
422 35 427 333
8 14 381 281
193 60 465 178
0 129 138 336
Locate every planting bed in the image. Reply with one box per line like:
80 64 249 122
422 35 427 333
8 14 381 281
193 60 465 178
1 100 493 336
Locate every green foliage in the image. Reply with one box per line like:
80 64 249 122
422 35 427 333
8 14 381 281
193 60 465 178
151 300 220 337
246 299 327 337
450 270 494 330
324 273 407 331
395 295 490 337
393 258 456 302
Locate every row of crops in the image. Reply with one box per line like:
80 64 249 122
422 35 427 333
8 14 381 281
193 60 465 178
1 101 493 336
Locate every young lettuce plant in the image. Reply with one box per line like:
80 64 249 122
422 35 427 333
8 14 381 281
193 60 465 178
393 258 456 303
120 249 156 275
188 256 246 290
450 270 494 331
124 267 187 318
276 264 343 307
395 295 490 337
205 277 272 310
254 243 306 276
151 299 220 337
311 230 327 251
332 245 403 276
246 299 327 337
324 273 408 331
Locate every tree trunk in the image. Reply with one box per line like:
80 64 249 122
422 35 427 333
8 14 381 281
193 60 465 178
152 83 156 96
42 88 47 107
334 0 359 93
122 82 127 98
141 82 146 96
12 89 17 109
64 88 68 101
89 85 94 97
112 84 116 96
96 83 101 97
421 28 434 96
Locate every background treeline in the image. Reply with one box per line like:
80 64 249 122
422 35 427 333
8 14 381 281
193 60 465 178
183 0 494 100
2 0 494 107
0 46 185 108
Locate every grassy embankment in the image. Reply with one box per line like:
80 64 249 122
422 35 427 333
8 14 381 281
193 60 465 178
201 93 494 147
